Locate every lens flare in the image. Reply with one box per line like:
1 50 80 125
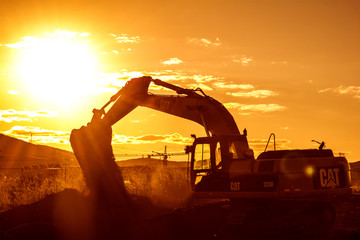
305 165 315 177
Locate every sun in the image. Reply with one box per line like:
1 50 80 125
16 30 100 109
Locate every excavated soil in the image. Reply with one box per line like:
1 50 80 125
0 189 359 240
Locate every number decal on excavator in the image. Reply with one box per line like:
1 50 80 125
160 99 171 110
230 182 241 191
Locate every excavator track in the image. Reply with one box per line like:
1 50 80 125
169 193 360 240
331 193 360 239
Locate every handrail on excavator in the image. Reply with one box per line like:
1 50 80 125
264 133 276 152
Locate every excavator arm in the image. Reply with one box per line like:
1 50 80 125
70 76 248 208
94 76 241 136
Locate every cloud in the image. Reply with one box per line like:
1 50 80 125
318 88 332 93
4 36 38 49
46 30 90 38
110 33 141 43
227 90 278 98
249 138 291 155
0 109 58 123
101 48 131 54
191 74 223 83
142 70 223 85
152 72 222 91
4 30 90 49
8 90 20 95
224 103 286 115
186 83 213 91
97 70 144 92
161 58 183 65
3 126 70 144
112 133 192 145
319 85 360 99
232 55 254 66
223 102 243 109
213 82 254 90
271 61 288 65
3 126 192 147
187 37 221 47
98 69 223 95
219 82 278 99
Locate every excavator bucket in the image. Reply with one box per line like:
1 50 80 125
70 123 130 209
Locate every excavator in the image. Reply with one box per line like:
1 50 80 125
70 76 353 238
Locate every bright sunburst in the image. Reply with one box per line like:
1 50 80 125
15 30 100 108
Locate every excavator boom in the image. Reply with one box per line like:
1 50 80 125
97 76 241 136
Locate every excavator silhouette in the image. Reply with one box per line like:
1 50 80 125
70 76 353 238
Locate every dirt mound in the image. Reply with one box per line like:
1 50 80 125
1 189 360 240
0 189 160 240
0 188 220 240
0 189 103 240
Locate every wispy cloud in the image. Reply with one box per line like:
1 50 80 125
191 74 223 83
161 58 183 65
145 70 223 86
110 33 141 43
319 85 360 99
112 133 192 145
3 126 70 144
213 82 254 90
318 88 332 93
249 138 291 155
4 36 38 49
227 90 278 98
224 103 286 115
101 48 131 54
187 37 221 47
3 126 192 146
8 90 20 95
4 30 90 49
97 69 222 94
46 30 90 38
271 60 288 65
95 70 145 93
186 83 213 91
153 72 223 91
232 55 254 66
0 109 58 123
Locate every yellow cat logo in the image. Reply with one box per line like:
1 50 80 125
319 168 340 188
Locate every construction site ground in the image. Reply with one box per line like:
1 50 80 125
0 188 359 240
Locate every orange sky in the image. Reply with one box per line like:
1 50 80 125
1 0 359 161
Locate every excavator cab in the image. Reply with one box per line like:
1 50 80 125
188 135 254 192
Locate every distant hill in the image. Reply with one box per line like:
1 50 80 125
0 134 76 169
116 157 188 168
350 161 360 169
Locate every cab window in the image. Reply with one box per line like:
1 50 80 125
215 142 222 169
229 141 247 159
194 143 211 170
